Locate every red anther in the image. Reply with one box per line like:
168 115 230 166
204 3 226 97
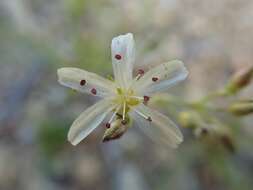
80 79 86 86
152 77 158 82
147 117 152 122
115 54 122 60
138 69 145 75
121 120 127 125
143 95 150 102
91 88 97 95
105 123 111 128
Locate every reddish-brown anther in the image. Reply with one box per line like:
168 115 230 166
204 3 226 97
91 88 97 95
115 54 122 60
152 77 158 82
105 123 111 128
138 69 145 75
143 95 150 103
80 79 86 86
147 117 152 122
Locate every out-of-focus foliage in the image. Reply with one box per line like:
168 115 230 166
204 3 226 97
0 0 253 190
38 120 69 157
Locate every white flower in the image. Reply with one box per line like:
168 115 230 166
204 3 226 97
57 33 188 148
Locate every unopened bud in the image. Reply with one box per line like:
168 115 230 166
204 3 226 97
194 127 209 138
102 119 129 142
178 111 199 129
228 100 253 116
226 65 253 94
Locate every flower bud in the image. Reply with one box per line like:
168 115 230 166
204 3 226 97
226 65 253 94
102 119 129 142
178 111 199 129
194 127 209 138
228 100 253 116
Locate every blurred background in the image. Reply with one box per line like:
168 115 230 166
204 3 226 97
0 0 253 190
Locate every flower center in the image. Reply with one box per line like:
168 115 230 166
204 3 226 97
110 87 142 125
115 87 140 107
106 70 152 128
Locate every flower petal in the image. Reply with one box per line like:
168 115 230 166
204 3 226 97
57 67 116 97
68 99 115 145
133 60 188 95
131 104 183 148
111 33 135 88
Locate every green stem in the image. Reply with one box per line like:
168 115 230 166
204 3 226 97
199 89 228 104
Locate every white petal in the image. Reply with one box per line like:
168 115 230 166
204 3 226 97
133 60 188 95
68 99 115 145
57 67 116 97
111 33 135 88
131 104 183 148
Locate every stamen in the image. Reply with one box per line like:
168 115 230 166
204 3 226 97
129 95 144 100
138 69 145 75
80 79 86 86
121 120 127 125
152 77 158 82
133 109 152 122
121 101 128 125
126 69 145 91
147 117 152 122
115 54 122 60
143 96 150 103
136 75 142 81
136 74 143 81
122 101 126 121
132 69 145 82
91 88 97 95
105 123 111 128
105 106 120 129
108 106 120 123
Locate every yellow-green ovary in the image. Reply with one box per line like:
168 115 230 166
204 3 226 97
114 87 140 115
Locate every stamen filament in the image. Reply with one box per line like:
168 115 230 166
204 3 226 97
122 101 126 121
133 108 152 122
126 70 144 91
135 74 142 81
129 95 144 100
108 106 120 123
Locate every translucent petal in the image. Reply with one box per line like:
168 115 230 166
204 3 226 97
57 67 116 97
133 60 188 95
131 104 183 148
68 99 115 145
111 33 135 88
